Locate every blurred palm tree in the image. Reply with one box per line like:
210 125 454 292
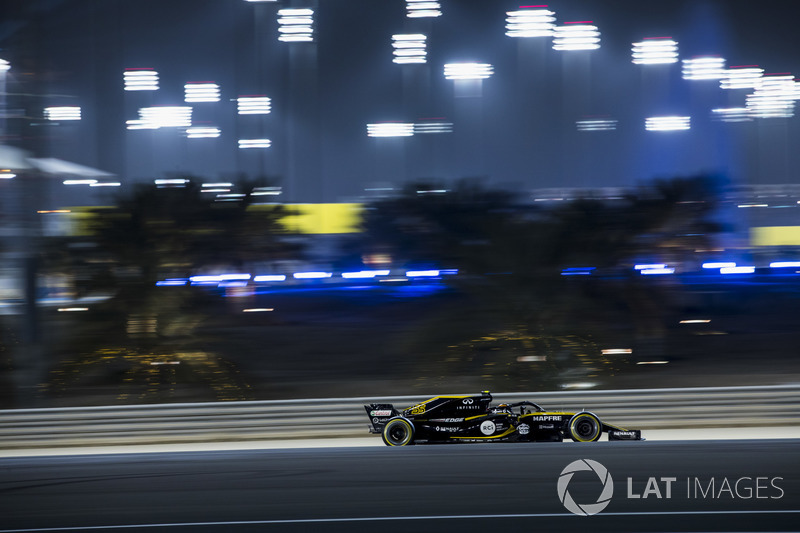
41 175 302 403
360 175 725 383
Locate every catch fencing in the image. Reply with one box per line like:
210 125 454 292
1 384 798 448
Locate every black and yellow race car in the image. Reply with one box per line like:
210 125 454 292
365 391 642 446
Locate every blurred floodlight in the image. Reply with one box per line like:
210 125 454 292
413 121 453 134
238 138 271 148
632 38 679 65
254 274 287 282
202 182 233 188
278 8 314 42
634 264 666 270
252 186 282 196
712 107 752 122
186 126 221 138
702 262 736 269
293 271 332 279
126 106 192 130
679 319 711 324
601 348 632 355
770 262 800 268
406 270 440 277
505 8 556 38
0 58 9 72
124 68 158 91
645 116 690 131
367 123 414 137
392 34 427 64
89 182 121 187
0 170 16 179
342 270 391 279
63 179 97 185
576 118 617 131
184 82 220 103
406 0 441 18
746 75 796 118
155 178 189 187
44 106 81 121
721 66 764 90
720 266 755 274
444 62 494 80
553 23 600 51
640 267 675 275
237 96 272 114
244 0 277 2
682 57 726 80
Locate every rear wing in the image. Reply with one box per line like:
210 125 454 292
365 403 399 434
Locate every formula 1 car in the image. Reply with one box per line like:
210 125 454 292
365 391 643 446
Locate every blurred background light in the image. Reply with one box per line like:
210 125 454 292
721 66 764 90
711 107 752 122
406 0 441 18
770 262 800 268
186 126 221 138
184 82 220 103
63 179 97 185
505 8 556 38
278 8 314 42
0 170 16 179
576 118 617 131
367 122 414 137
682 56 726 80
342 270 391 279
44 106 81 121
392 34 427 64
632 38 679 65
444 62 494 80
720 266 756 274
238 139 271 148
293 272 332 279
252 186 282 196
123 68 159 91
746 75 796 118
645 116 691 131
237 96 271 114
0 58 9 72
126 106 192 130
413 121 453 134
254 275 286 282
553 23 600 51
703 262 737 269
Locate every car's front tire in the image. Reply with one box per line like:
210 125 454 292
568 412 602 442
382 417 415 446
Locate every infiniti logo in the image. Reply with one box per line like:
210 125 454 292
557 459 614 516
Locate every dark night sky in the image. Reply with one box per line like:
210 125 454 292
2 0 800 203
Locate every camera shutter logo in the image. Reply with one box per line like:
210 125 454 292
557 459 614 516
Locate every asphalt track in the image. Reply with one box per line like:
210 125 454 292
1 438 799 533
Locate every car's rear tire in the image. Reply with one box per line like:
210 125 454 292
382 417 415 446
568 412 602 442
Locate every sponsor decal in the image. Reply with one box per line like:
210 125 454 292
435 426 459 432
409 404 426 415
370 410 392 417
462 398 474 404
539 424 554 429
456 405 481 410
517 423 530 435
558 459 614 516
529 415 562 422
431 418 465 423
480 420 496 435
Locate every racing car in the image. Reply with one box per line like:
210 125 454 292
365 391 642 446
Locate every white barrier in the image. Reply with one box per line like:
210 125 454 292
1 385 799 448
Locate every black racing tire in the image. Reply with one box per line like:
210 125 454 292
568 412 602 442
382 417 415 446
